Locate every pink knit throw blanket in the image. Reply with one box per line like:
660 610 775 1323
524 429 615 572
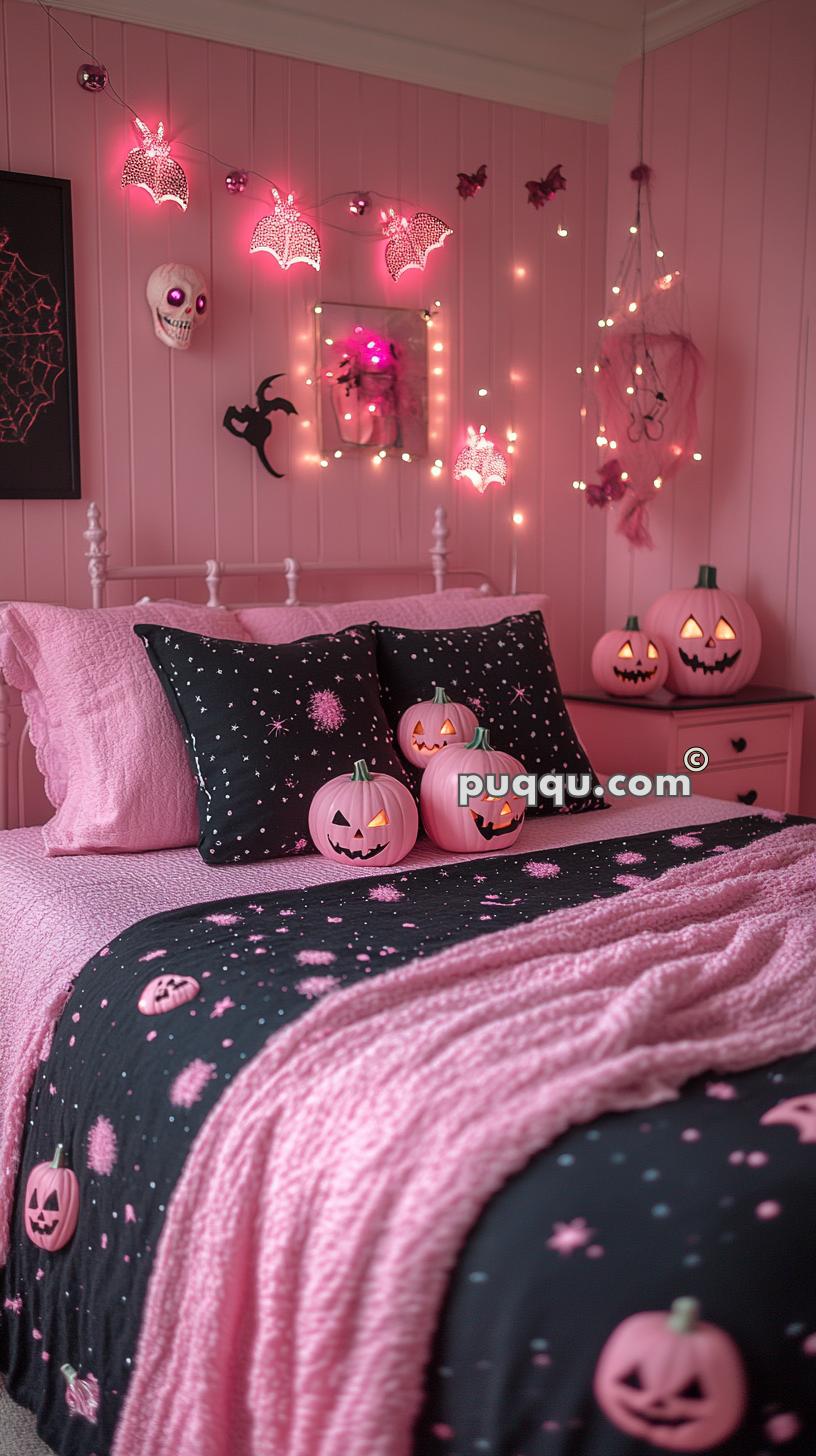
110 825 816 1456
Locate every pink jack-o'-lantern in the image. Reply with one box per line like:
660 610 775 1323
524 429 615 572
397 687 478 770
24 1145 80 1252
308 758 418 866
594 1296 747 1451
420 726 526 852
591 616 668 697
137 974 200 1016
61 1365 100 1424
645 566 761 696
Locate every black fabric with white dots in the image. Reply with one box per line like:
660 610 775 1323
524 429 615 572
135 622 411 864
375 610 605 812
2 814 816 1455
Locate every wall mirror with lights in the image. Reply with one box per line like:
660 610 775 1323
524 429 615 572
315 302 429 460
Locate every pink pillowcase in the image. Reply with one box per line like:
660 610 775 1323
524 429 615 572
0 602 249 855
238 590 551 643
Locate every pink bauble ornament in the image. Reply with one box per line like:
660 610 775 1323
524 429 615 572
645 566 761 696
24 1145 80 1252
594 1296 747 1451
397 686 478 769
591 615 668 697
420 726 526 852
138 974 200 1016
308 759 418 866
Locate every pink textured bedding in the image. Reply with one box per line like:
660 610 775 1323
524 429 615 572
115 823 816 1456
0 794 757 1263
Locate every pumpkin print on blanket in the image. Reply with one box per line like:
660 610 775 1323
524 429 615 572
594 1296 748 1450
309 759 418 865
137 974 200 1016
24 1145 79 1252
397 686 478 769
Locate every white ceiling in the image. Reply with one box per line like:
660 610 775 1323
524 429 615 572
36 0 763 121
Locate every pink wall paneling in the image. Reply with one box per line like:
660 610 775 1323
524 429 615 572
603 0 816 812
0 0 608 686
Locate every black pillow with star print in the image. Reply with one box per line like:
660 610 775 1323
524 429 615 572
135 622 413 864
374 610 605 816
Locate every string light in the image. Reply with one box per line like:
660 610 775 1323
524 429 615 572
477 387 488 397
575 366 583 375
121 119 188 210
556 225 568 238
512 510 525 525
319 457 329 468
250 189 321 271
693 451 703 462
453 426 509 493
333 449 343 458
381 208 453 281
401 452 411 462
313 306 323 315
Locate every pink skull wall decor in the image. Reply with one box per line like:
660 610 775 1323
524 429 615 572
145 263 208 350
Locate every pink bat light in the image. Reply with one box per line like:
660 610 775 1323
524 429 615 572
121 119 188 210
250 189 321 271
381 208 452 282
453 426 508 494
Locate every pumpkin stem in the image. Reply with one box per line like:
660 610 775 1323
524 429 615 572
432 686 450 704
465 726 492 751
51 1144 66 1170
624 615 640 631
695 564 718 589
667 1297 700 1334
351 759 372 782
61 1365 77 1387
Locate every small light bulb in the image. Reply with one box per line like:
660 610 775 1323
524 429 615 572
571 479 580 490
556 224 568 237
434 458 443 468
432 341 444 353
656 248 664 259
609 439 618 449
324 336 334 345
305 377 313 386
606 318 614 327
301 419 311 428
626 386 635 395
595 434 608 447
575 365 583 375
334 449 342 458
611 284 621 295
478 424 487 435
401 452 411 462
343 411 352 421
372 454 382 467
629 224 638 235
507 430 517 441
635 365 643 376
325 371 334 378
434 299 441 309
320 457 329 468
579 406 588 417
507 444 515 454
368 404 376 413
653 475 663 489
514 264 527 279
433 366 443 376
477 387 488 397
512 510 524 525
620 470 629 481
598 319 606 328
627 301 637 313
693 451 703 462
578 480 587 491
592 364 600 374
430 465 441 478
378 448 387 459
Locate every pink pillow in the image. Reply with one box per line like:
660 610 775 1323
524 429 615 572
238 590 551 643
0 602 249 855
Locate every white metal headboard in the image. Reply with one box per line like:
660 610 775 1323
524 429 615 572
1 502 494 831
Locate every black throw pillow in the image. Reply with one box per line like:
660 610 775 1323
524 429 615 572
375 610 604 815
135 622 412 864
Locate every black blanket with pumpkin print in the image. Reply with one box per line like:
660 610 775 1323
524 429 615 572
2 814 816 1456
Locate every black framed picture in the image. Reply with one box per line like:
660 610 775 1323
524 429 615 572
0 171 80 499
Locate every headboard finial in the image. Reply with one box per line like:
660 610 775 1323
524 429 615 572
84 501 109 608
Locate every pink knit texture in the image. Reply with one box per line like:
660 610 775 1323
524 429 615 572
114 825 816 1456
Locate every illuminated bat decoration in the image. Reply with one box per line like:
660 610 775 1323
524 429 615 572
121 119 189 210
249 189 321 271
453 426 508 494
381 208 453 282
222 375 298 479
456 163 487 199
525 163 566 209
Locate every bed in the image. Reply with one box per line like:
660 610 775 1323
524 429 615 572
1 506 815 1456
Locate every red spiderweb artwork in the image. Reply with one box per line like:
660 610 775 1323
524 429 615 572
0 226 65 444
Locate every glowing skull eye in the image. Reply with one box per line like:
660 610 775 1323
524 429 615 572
617 640 634 659
715 616 736 640
680 615 704 639
412 720 424 736
647 640 659 659
367 809 389 828
166 287 185 307
195 293 207 315
440 719 456 735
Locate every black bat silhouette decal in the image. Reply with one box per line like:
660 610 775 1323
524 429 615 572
222 374 298 479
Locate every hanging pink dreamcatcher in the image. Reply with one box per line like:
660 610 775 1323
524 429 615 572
586 166 703 548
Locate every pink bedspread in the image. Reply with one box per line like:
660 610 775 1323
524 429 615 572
0 794 758 1265
114 824 816 1456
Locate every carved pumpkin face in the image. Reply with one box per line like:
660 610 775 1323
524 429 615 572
420 726 527 853
138 974 200 1016
591 616 668 697
24 1145 80 1252
308 759 418 866
594 1298 747 1451
645 566 761 696
397 687 478 769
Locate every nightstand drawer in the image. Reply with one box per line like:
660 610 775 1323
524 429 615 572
693 759 788 809
676 713 790 766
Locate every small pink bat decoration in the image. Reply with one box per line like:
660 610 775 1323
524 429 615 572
525 163 566 209
250 189 321 271
456 163 487 199
381 209 453 281
586 458 627 508
121 119 188 211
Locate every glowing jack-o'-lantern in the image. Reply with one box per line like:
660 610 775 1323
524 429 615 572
309 759 418 866
645 566 761 696
594 1296 747 1451
591 616 668 697
420 726 526 852
397 687 478 769
24 1145 80 1252
138 974 200 1016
